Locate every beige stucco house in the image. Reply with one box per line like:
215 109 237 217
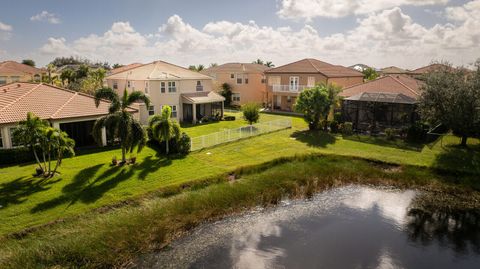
0 82 137 149
201 63 269 106
265 58 364 112
0 61 45 85
106 61 225 124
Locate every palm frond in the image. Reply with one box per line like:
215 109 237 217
94 87 120 112
126 90 151 108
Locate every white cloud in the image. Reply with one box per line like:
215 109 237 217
30 11 61 24
277 0 450 20
36 3 480 69
0 21 12 40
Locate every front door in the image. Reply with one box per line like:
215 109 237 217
183 103 193 122
289 76 299 91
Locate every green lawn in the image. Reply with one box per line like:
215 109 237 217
0 112 479 235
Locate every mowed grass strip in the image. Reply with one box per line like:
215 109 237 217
0 112 479 235
1 154 479 269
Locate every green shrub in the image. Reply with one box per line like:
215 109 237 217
242 103 260 125
148 132 191 155
224 116 236 121
333 112 343 123
0 147 34 165
385 128 396 140
406 122 428 142
341 122 353 136
330 120 339 133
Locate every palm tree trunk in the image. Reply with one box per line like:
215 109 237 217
165 131 169 155
32 147 44 172
52 151 62 176
461 136 468 147
121 146 126 163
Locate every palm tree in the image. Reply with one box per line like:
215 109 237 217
92 87 150 163
265 61 275 68
13 112 49 173
253 59 264 65
44 127 75 177
148 106 180 155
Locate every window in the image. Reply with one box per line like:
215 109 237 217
161 82 166 93
168 81 176 93
113 81 118 89
127 81 131 88
33 74 41 82
11 76 20 82
289 76 299 91
261 75 266 84
145 81 149 94
287 96 292 103
230 73 235 79
236 74 243 84
245 77 249 84
148 106 155 116
0 76 6 85
196 81 203 91
232 93 241 102
171 105 177 118
9 128 20 147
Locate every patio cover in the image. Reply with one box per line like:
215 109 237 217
182 91 225 104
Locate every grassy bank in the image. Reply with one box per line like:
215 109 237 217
0 111 479 235
1 154 479 268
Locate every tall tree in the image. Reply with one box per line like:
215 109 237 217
21 59 35 67
188 64 205 72
362 67 379 81
265 61 275 68
92 88 150 162
295 85 331 130
253 59 264 65
418 62 480 146
220 83 233 107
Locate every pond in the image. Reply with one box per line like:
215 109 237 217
138 186 480 269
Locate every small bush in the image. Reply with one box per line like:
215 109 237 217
224 116 236 121
148 132 191 155
385 128 396 140
341 122 353 136
330 120 339 133
406 122 428 142
333 112 343 123
242 103 260 125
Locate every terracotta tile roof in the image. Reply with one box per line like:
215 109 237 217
345 92 418 104
265 58 363 78
409 64 454 75
339 75 423 99
106 60 212 80
109 63 144 75
0 82 137 124
201 63 270 75
379 66 408 74
0 61 44 75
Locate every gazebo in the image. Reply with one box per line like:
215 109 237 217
342 92 419 131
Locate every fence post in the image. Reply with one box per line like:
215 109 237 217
202 136 205 149
250 125 253 136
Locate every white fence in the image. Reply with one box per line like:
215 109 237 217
190 119 292 151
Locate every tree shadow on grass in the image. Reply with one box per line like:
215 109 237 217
0 176 62 209
291 130 337 148
31 164 134 213
30 154 179 213
342 134 425 152
432 144 480 177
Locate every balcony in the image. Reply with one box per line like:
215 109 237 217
271 85 311 93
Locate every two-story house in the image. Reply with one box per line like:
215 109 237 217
106 60 225 124
265 58 364 112
0 61 45 85
201 63 269 106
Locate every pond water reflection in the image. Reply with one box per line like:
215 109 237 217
138 186 480 269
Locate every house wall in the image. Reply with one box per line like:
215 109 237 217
106 78 213 124
0 73 42 85
208 72 266 106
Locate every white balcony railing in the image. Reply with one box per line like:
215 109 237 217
271 85 311 93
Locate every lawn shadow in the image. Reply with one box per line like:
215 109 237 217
30 153 178 213
343 134 425 152
0 176 62 209
291 130 336 148
432 144 480 176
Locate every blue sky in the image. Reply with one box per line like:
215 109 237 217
0 0 478 68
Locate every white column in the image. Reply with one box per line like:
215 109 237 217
192 104 197 124
1 126 11 149
221 101 224 118
101 127 107 146
52 121 60 129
